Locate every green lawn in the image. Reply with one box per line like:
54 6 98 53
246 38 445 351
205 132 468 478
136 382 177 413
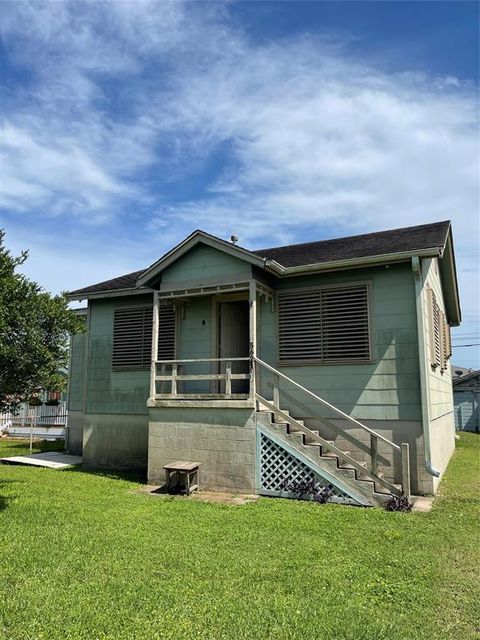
0 434 478 640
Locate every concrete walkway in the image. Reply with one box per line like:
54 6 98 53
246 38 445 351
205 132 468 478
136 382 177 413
0 451 82 469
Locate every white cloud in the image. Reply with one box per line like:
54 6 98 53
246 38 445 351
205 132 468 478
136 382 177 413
0 122 132 220
153 46 478 247
1 2 477 240
0 1 478 364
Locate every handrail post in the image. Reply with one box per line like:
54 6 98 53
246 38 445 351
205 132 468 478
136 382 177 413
171 363 178 397
370 434 378 475
160 364 166 395
249 347 255 401
249 281 257 399
273 373 280 409
401 443 411 499
225 361 232 396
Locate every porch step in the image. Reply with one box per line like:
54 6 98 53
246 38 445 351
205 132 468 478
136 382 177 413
322 449 350 459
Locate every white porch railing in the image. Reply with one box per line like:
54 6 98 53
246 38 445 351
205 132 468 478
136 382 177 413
152 358 252 399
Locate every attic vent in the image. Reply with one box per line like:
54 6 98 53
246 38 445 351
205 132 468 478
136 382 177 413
112 304 175 370
278 284 371 364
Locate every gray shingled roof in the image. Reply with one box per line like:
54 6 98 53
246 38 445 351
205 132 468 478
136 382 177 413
70 269 145 296
255 220 450 267
68 220 450 296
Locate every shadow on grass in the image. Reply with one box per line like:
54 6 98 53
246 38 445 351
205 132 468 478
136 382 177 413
61 465 147 484
0 479 24 512
0 438 66 456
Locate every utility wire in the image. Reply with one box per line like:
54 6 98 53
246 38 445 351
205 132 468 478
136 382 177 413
452 343 480 348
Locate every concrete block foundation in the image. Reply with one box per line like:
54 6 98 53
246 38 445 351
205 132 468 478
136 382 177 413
82 413 149 471
66 410 84 456
148 405 257 492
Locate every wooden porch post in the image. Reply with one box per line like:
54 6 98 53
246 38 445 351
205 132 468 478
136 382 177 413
249 280 257 399
150 290 159 401
401 443 411 500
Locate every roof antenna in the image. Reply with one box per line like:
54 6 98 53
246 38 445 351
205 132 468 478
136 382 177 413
230 234 239 245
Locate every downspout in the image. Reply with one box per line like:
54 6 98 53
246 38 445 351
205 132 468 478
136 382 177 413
412 256 440 477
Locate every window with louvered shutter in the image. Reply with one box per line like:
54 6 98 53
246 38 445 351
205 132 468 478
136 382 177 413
439 309 447 370
278 284 371 364
443 320 452 362
427 288 441 368
112 304 175 370
157 305 176 360
321 286 370 362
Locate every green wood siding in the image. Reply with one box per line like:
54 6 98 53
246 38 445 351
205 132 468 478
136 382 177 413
422 257 454 421
68 332 86 411
73 253 422 422
85 295 152 415
177 296 213 393
161 244 252 288
178 297 212 360
259 263 421 421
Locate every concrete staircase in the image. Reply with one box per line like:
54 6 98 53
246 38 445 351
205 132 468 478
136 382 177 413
256 407 401 507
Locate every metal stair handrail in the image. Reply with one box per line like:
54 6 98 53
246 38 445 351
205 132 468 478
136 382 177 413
253 356 411 498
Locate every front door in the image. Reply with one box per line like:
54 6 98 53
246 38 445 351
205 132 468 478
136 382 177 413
218 300 250 394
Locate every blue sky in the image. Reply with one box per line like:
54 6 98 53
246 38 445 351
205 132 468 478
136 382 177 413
0 1 478 367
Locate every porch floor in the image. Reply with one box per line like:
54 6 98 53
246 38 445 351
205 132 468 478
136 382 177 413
0 451 82 469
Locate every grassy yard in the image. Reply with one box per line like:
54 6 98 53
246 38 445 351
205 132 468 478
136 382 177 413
0 434 478 640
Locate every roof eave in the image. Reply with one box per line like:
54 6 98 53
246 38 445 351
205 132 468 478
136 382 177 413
453 370 479 385
265 247 443 277
66 287 153 302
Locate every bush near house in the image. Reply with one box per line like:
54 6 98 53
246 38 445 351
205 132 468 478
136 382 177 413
0 434 478 640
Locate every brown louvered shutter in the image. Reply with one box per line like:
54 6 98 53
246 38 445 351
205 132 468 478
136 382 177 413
444 320 452 361
321 285 370 363
427 288 441 368
157 305 176 360
439 309 446 370
278 284 371 364
112 304 175 369
278 290 322 363
112 306 151 369
441 313 452 370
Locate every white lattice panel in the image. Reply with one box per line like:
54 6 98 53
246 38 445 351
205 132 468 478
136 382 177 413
259 433 359 505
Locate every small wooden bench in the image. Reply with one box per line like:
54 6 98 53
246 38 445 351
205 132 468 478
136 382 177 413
163 461 201 495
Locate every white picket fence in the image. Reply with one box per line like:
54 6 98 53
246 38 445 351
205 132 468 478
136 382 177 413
0 402 68 451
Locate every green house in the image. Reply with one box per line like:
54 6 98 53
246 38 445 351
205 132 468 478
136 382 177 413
66 221 461 506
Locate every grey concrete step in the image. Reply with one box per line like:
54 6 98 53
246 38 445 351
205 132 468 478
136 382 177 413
352 478 376 496
286 420 305 431
374 483 402 495
303 441 322 452
288 431 305 445
339 460 367 470
322 449 350 459
357 469 384 481
334 467 357 482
